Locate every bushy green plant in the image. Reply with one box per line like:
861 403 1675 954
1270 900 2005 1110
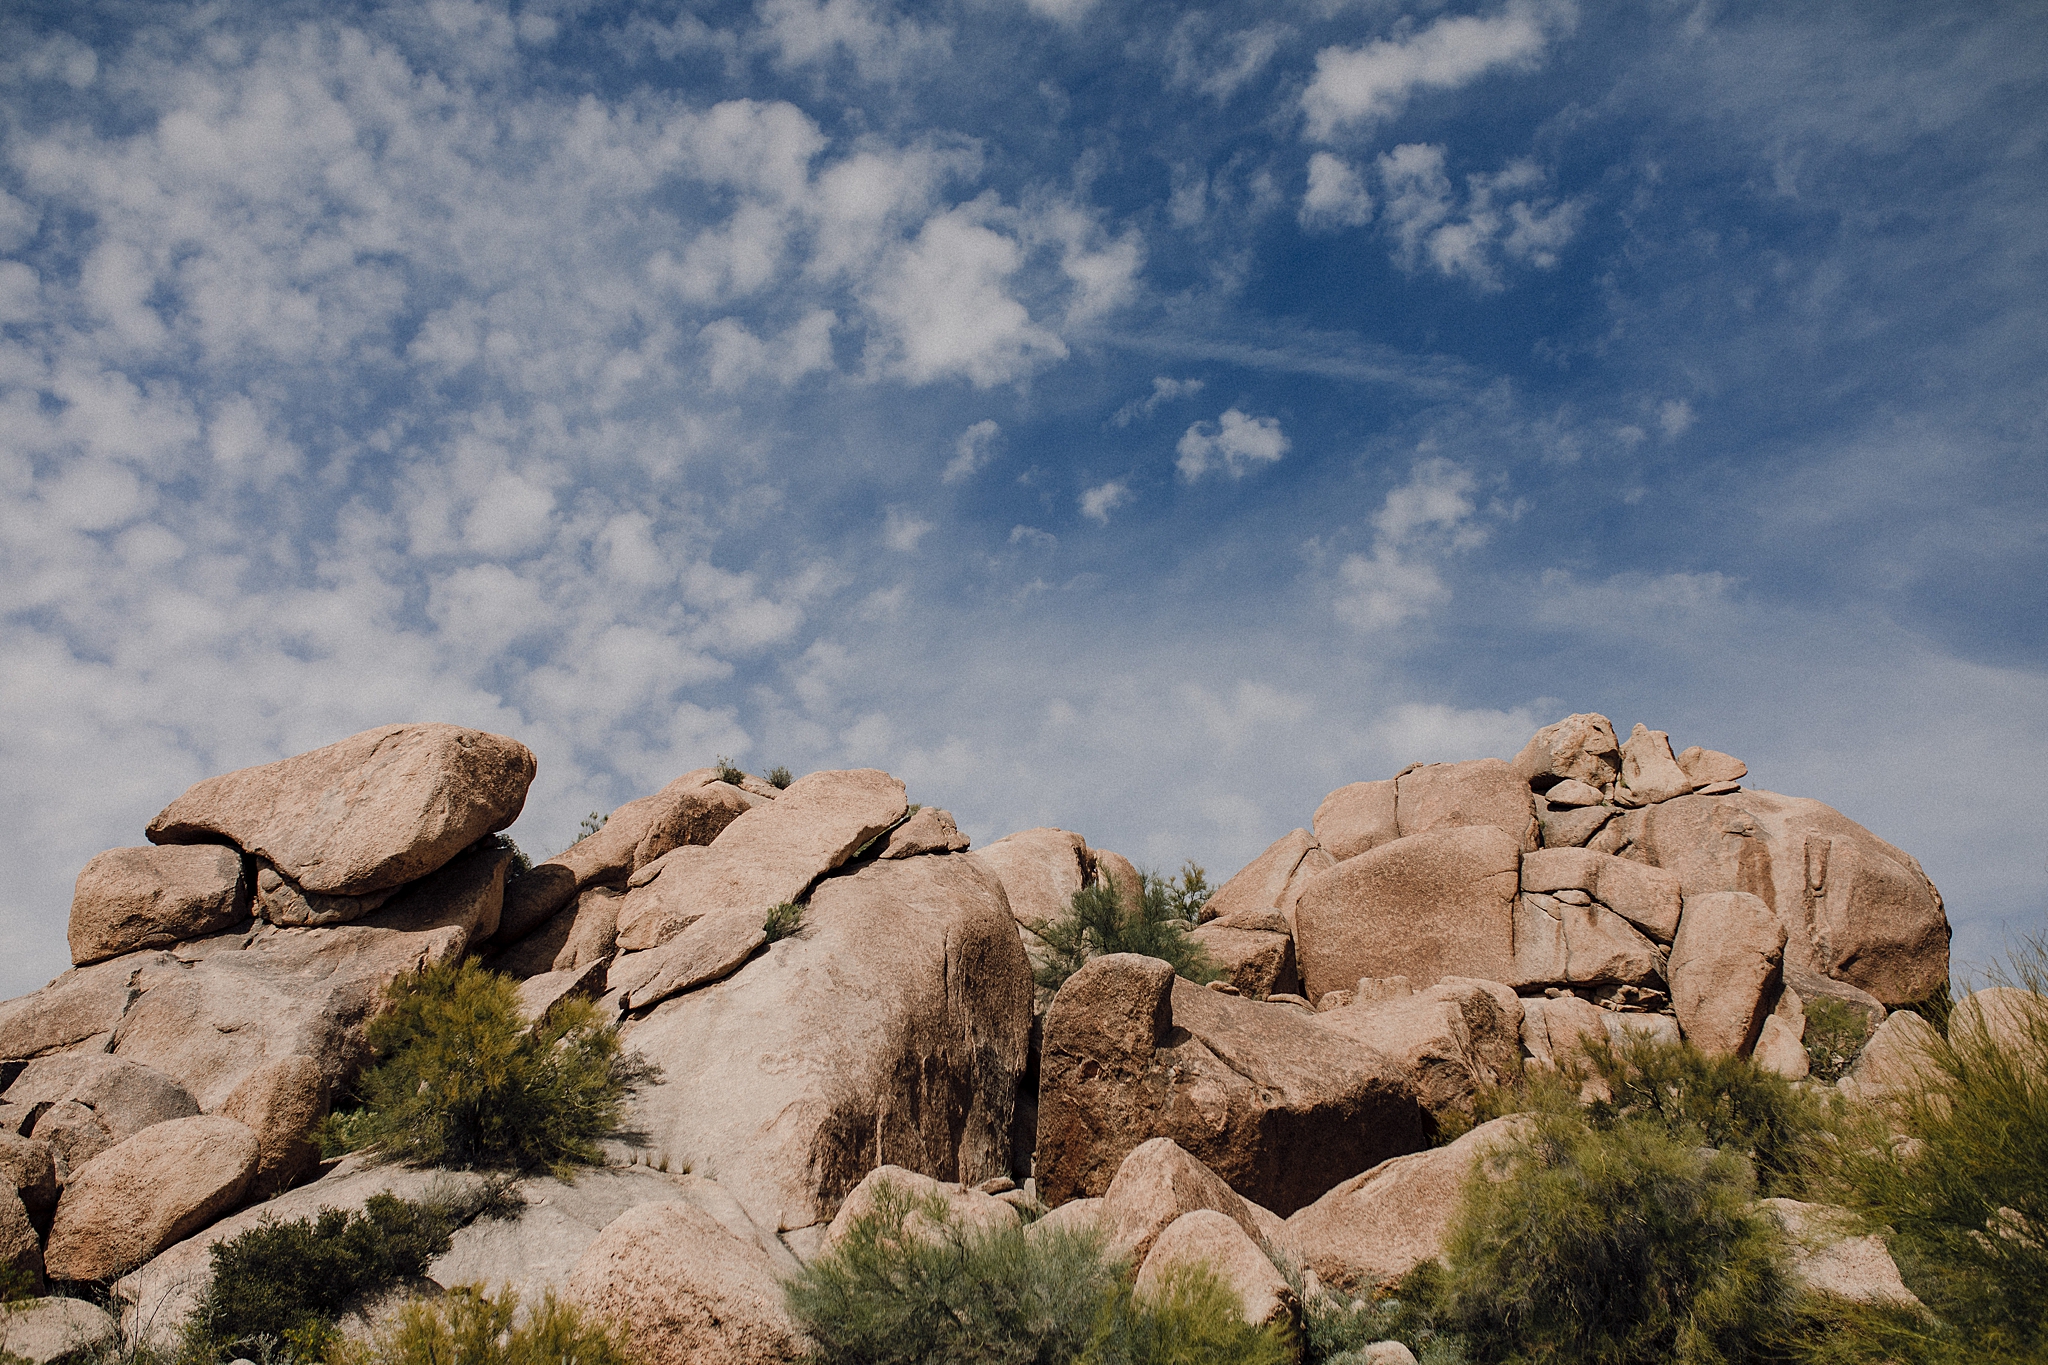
714 755 746 785
1081 1261 1294 1365
1439 1112 1793 1365
1162 861 1212 922
1828 937 2048 1358
1030 872 1222 1001
1275 1255 1467 1365
320 959 640 1171
767 765 794 789
331 1284 631 1365
183 1193 456 1362
1802 997 1874 1083
763 901 804 943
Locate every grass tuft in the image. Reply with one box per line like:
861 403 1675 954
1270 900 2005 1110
762 901 805 944
329 1284 631 1365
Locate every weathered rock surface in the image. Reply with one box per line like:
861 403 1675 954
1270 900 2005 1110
1283 1115 1531 1292
1538 802 1616 849
879 806 971 858
1542 779 1605 807
1189 924 1299 998
45 1115 258 1282
494 886 620 978
564 1200 806 1365
4 1054 199 1178
1294 826 1521 1000
68 846 249 967
147 724 534 897
1753 1013 1811 1080
1951 986 2043 1061
1204 830 1324 923
513 960 609 1022
1100 1138 1279 1266
618 852 1030 1237
1133 1209 1295 1331
1677 746 1746 787
0 1132 57 1231
1313 783 1398 862
0 954 163 1063
972 827 1092 931
0 1295 120 1365
1520 848 1682 942
1 1184 39 1286
1511 713 1622 790
1395 758 1538 850
218 1055 328 1197
1840 1010 1940 1103
1618 724 1692 805
1762 1199 1919 1305
824 1165 1020 1247
1518 993 1609 1070
1511 893 1664 989
1668 892 1785 1055
1036 954 1431 1217
1311 980 1523 1122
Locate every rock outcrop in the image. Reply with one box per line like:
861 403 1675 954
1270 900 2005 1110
68 845 250 967
1133 1210 1296 1332
44 1115 258 1282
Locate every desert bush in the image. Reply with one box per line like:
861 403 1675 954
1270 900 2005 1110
1275 1254 1467 1365
320 959 640 1171
1030 872 1222 1001
1439 1112 1793 1365
1161 862 1212 922
762 901 805 943
1827 936 2048 1358
330 1284 631 1365
1801 997 1874 1083
182 1193 456 1363
785 1182 1288 1365
714 755 746 785
767 765 794 789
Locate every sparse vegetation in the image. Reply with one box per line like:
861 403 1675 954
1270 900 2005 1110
715 755 746 785
1801 996 1875 1083
1162 861 1212 922
784 1183 1288 1365
767 765 794 789
573 810 608 845
319 959 644 1172
1029 869 1223 1001
330 1284 632 1365
763 900 805 943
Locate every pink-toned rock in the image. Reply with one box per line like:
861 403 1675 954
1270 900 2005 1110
498 775 753 942
1284 1115 1532 1292
1035 955 1431 1217
1189 925 1299 998
970 828 1091 931
45 1115 259 1281
612 846 715 952
1842 1010 1941 1103
219 1055 328 1197
250 867 394 928
824 1165 1020 1247
68 846 249 967
1134 1210 1296 1331
147 723 534 897
564 1201 804 1365
1102 1137 1269 1265
1668 891 1785 1055
1313 783 1398 862
1 1185 39 1288
1510 894 1663 989
1763 1199 1919 1306
1294 826 1521 1000
1311 980 1523 1123
0 953 165 1063
1025 1195 1104 1245
0 1132 57 1230
493 886 621 979
1512 714 1622 790
6 1054 198 1179
1395 758 1538 850
1754 1014 1811 1080
879 807 971 858
1538 802 1615 849
1951 987 2043 1062
618 853 1030 1237
1519 994 1609 1069
1632 795 1773 898
513 959 609 1024
1619 724 1693 805
1542 779 1605 808
1520 848 1683 941
1205 830 1323 923
1677 746 1747 787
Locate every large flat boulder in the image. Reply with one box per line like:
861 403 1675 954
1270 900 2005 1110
1395 759 1538 850
617 852 1031 1238
147 723 534 897
1668 891 1785 1056
1310 980 1523 1123
1035 954 1431 1217
68 846 250 967
44 1115 258 1282
878 807 971 858
1283 1115 1532 1292
1294 826 1521 1000
564 1200 806 1365
1762 1199 1919 1306
106 849 503 1112
4 1054 199 1179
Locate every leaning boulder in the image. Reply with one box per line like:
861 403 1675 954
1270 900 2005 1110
1294 826 1521 1000
4 1054 199 1178
1314 783 1398 862
564 1201 806 1365
1207 830 1332 927
1 1185 39 1287
878 807 971 859
617 852 1031 1239
1617 725 1692 805
68 845 249 967
44 1115 258 1282
1311 980 1523 1123
1512 713 1623 791
1101 1138 1277 1267
0 953 166 1063
1668 891 1785 1056
1036 955 1431 1217
0 1132 57 1232
1189 922 1299 998
1134 1210 1296 1333
219 1055 329 1197
147 723 534 898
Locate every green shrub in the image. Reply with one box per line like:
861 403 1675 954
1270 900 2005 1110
320 959 641 1172
767 765 794 789
1275 1254 1467 1365
1030 872 1222 1001
1082 1261 1295 1365
1802 997 1874 1083
1162 862 1212 922
332 1284 631 1365
183 1193 456 1362
714 755 746 785
763 901 804 943
1828 936 2048 1358
1439 1112 1793 1365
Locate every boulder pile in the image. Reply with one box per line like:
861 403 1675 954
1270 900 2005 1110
0 712 1962 1361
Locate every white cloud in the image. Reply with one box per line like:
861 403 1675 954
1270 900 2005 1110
1335 458 1486 631
882 505 934 551
1302 0 1575 141
1021 0 1095 23
943 419 1000 483
1299 152 1373 231
1176 408 1290 480
1113 376 1205 427
1009 525 1057 549
1659 399 1696 439
1167 19 1291 103
755 0 949 83
700 311 836 390
1079 480 1131 523
1377 145 1581 289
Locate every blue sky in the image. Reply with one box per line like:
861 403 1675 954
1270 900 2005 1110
2 0 2043 1000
